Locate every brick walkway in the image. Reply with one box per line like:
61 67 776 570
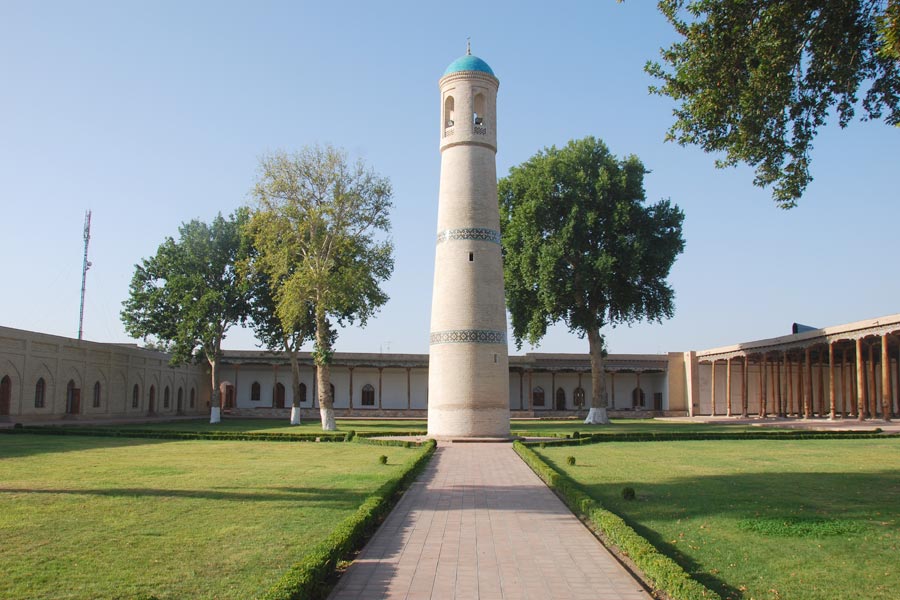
329 443 649 600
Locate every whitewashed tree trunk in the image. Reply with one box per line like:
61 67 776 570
585 328 610 425
584 407 609 424
289 346 302 425
314 309 336 431
317 363 336 431
208 357 221 424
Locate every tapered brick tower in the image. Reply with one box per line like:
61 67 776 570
427 47 510 438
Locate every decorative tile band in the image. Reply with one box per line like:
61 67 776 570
436 228 501 245
430 329 506 345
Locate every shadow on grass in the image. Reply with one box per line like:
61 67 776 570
0 433 174 458
570 469 900 598
0 485 369 507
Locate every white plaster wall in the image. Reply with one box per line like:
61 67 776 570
381 369 408 409
410 369 428 409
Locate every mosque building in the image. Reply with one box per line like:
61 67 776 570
1 51 898 424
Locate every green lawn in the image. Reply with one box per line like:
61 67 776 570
113 417 428 434
0 434 422 599
509 418 784 436
107 417 779 437
538 438 900 600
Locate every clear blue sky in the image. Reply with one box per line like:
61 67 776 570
2 1 898 356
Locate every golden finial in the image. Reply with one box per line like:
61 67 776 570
466 38 471 55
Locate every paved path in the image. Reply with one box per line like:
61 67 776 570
329 443 650 600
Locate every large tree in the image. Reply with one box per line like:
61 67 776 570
241 263 316 425
646 0 900 207
121 211 251 423
249 146 393 431
499 137 685 425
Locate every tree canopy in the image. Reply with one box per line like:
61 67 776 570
248 145 393 430
121 210 250 422
646 0 900 207
241 261 317 424
500 136 685 423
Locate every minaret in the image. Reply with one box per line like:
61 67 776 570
428 46 510 438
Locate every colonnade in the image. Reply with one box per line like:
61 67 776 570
702 333 898 420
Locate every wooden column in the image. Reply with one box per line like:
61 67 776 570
519 371 524 410
377 367 383 410
741 356 749 417
787 355 794 416
817 350 825 416
759 354 767 418
881 335 892 421
527 370 533 411
726 358 733 417
842 348 849 417
578 372 583 409
406 367 411 410
774 360 784 417
856 338 866 421
636 371 642 408
610 372 616 409
895 357 900 418
710 360 717 416
348 367 354 410
828 342 836 419
551 371 556 409
803 347 812 418
868 344 877 418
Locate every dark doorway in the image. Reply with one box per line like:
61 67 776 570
148 385 156 414
0 375 10 415
66 380 81 415
224 385 235 409
274 382 286 408
555 387 566 410
177 388 183 414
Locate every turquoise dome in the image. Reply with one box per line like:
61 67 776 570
443 54 495 77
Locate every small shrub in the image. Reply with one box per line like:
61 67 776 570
378 455 388 465
539 442 546 449
572 431 580 439
566 455 576 466
622 486 636 501
13 422 23 429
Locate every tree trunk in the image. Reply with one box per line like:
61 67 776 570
209 357 221 424
583 328 610 425
288 346 302 426
315 309 336 430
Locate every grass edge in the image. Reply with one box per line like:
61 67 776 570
262 439 437 600
512 440 718 600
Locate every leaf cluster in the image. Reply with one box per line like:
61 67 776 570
647 0 900 206
244 146 394 357
120 210 251 365
499 137 685 349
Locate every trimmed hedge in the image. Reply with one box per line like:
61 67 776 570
354 437 421 448
526 429 887 447
263 440 436 600
354 430 427 439
513 441 716 600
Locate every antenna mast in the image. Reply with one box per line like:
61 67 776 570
78 210 92 340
